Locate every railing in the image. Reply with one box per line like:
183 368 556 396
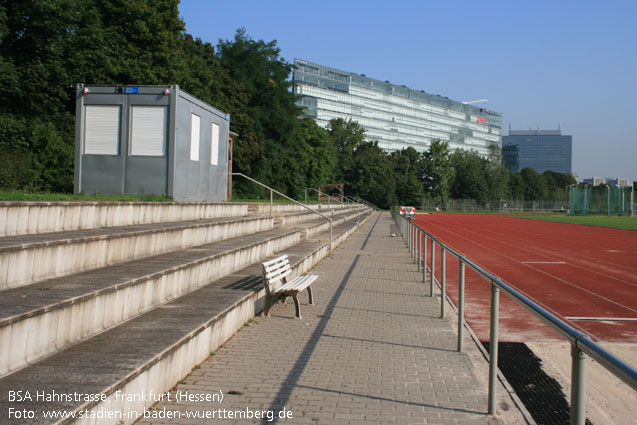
350 196 378 210
304 187 344 206
391 207 637 425
231 173 333 251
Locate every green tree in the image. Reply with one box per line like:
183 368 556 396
217 29 301 195
422 140 453 205
449 150 489 204
177 34 260 182
542 170 576 201
486 150 509 201
327 118 366 181
508 171 525 200
270 117 337 199
390 147 425 206
346 141 397 209
520 167 547 201
326 119 397 208
0 0 185 192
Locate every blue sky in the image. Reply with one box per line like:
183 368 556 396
179 0 637 182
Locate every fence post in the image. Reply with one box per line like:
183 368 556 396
458 261 465 352
403 218 407 244
422 234 427 282
488 282 500 415
409 220 416 263
440 248 446 318
570 344 587 425
417 229 421 271
430 240 435 297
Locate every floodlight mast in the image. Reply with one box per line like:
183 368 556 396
461 99 488 105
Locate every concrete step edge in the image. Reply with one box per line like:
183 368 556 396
0 217 275 290
0 228 304 379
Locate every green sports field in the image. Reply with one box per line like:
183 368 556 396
519 215 637 230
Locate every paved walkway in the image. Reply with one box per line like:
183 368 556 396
138 212 502 425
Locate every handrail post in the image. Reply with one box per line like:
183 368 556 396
411 223 416 263
330 222 333 252
570 344 587 425
270 189 273 217
417 229 421 272
405 220 409 247
458 260 465 352
430 240 435 297
403 218 406 244
419 230 423 271
422 234 427 282
440 247 446 319
488 282 500 415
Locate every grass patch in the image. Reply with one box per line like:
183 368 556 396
519 215 637 230
0 190 173 202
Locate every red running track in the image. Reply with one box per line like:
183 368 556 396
411 214 637 343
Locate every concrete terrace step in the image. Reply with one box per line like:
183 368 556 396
273 204 368 227
0 216 274 290
245 202 350 216
291 207 370 239
0 210 371 379
0 202 249 237
0 213 375 424
0 226 300 378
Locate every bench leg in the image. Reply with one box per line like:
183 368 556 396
307 286 314 305
263 295 272 317
292 293 302 319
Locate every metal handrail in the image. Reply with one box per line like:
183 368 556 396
351 196 378 210
304 187 346 207
231 173 333 251
343 196 369 220
391 207 637 425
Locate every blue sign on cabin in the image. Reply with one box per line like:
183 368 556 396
125 87 139 94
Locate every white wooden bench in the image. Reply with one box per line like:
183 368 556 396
262 254 318 319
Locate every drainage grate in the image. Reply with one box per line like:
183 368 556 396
482 342 593 425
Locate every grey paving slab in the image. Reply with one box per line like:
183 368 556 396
138 213 502 425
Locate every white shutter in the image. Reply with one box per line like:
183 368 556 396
190 114 200 161
84 105 120 155
130 106 168 156
210 122 219 165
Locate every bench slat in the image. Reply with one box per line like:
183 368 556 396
265 268 291 283
262 254 288 268
263 259 290 274
277 275 318 293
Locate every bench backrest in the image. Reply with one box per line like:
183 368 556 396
262 254 292 287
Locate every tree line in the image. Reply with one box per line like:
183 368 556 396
0 1 574 208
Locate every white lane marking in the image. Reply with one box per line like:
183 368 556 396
566 317 637 322
521 261 566 264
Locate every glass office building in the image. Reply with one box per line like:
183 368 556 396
502 130 572 174
293 59 502 156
